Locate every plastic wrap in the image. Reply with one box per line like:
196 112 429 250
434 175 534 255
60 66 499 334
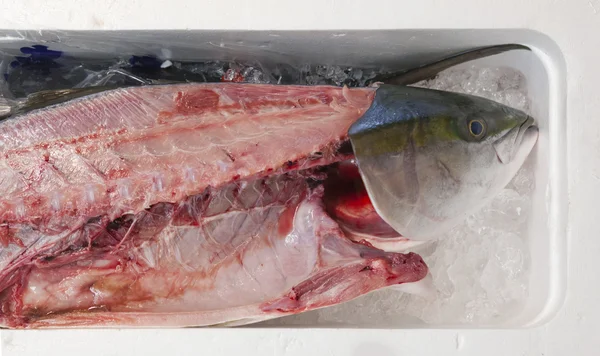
0 31 389 118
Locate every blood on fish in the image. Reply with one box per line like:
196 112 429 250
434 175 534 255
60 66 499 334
277 203 298 236
0 225 19 248
221 69 245 83
174 90 220 114
356 239 375 248
104 167 129 180
323 161 400 238
171 203 198 227
158 89 220 121
286 160 299 170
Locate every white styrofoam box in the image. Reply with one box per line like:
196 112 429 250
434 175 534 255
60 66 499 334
2 0 600 354
0 29 567 329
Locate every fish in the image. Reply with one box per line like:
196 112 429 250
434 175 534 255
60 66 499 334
0 44 536 328
0 82 426 328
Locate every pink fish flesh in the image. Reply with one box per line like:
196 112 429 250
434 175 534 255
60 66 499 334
0 83 427 328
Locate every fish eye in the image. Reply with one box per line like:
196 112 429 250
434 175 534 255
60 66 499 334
468 119 486 138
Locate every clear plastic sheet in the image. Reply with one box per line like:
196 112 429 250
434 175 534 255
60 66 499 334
0 40 382 115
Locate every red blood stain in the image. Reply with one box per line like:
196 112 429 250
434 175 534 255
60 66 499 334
158 90 221 121
221 69 245 83
0 225 10 248
0 226 24 248
285 160 299 170
27 196 44 210
277 203 298 236
105 168 130 180
323 161 399 238
174 90 220 115
356 239 375 248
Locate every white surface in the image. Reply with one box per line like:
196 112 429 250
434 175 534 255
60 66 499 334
0 0 596 354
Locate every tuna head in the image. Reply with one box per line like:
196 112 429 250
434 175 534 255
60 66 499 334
348 85 539 240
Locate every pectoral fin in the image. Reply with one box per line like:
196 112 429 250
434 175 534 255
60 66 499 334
369 43 530 86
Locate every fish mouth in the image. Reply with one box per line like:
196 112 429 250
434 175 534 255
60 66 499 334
494 116 539 164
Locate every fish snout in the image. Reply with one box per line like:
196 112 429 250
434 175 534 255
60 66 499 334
493 116 538 164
